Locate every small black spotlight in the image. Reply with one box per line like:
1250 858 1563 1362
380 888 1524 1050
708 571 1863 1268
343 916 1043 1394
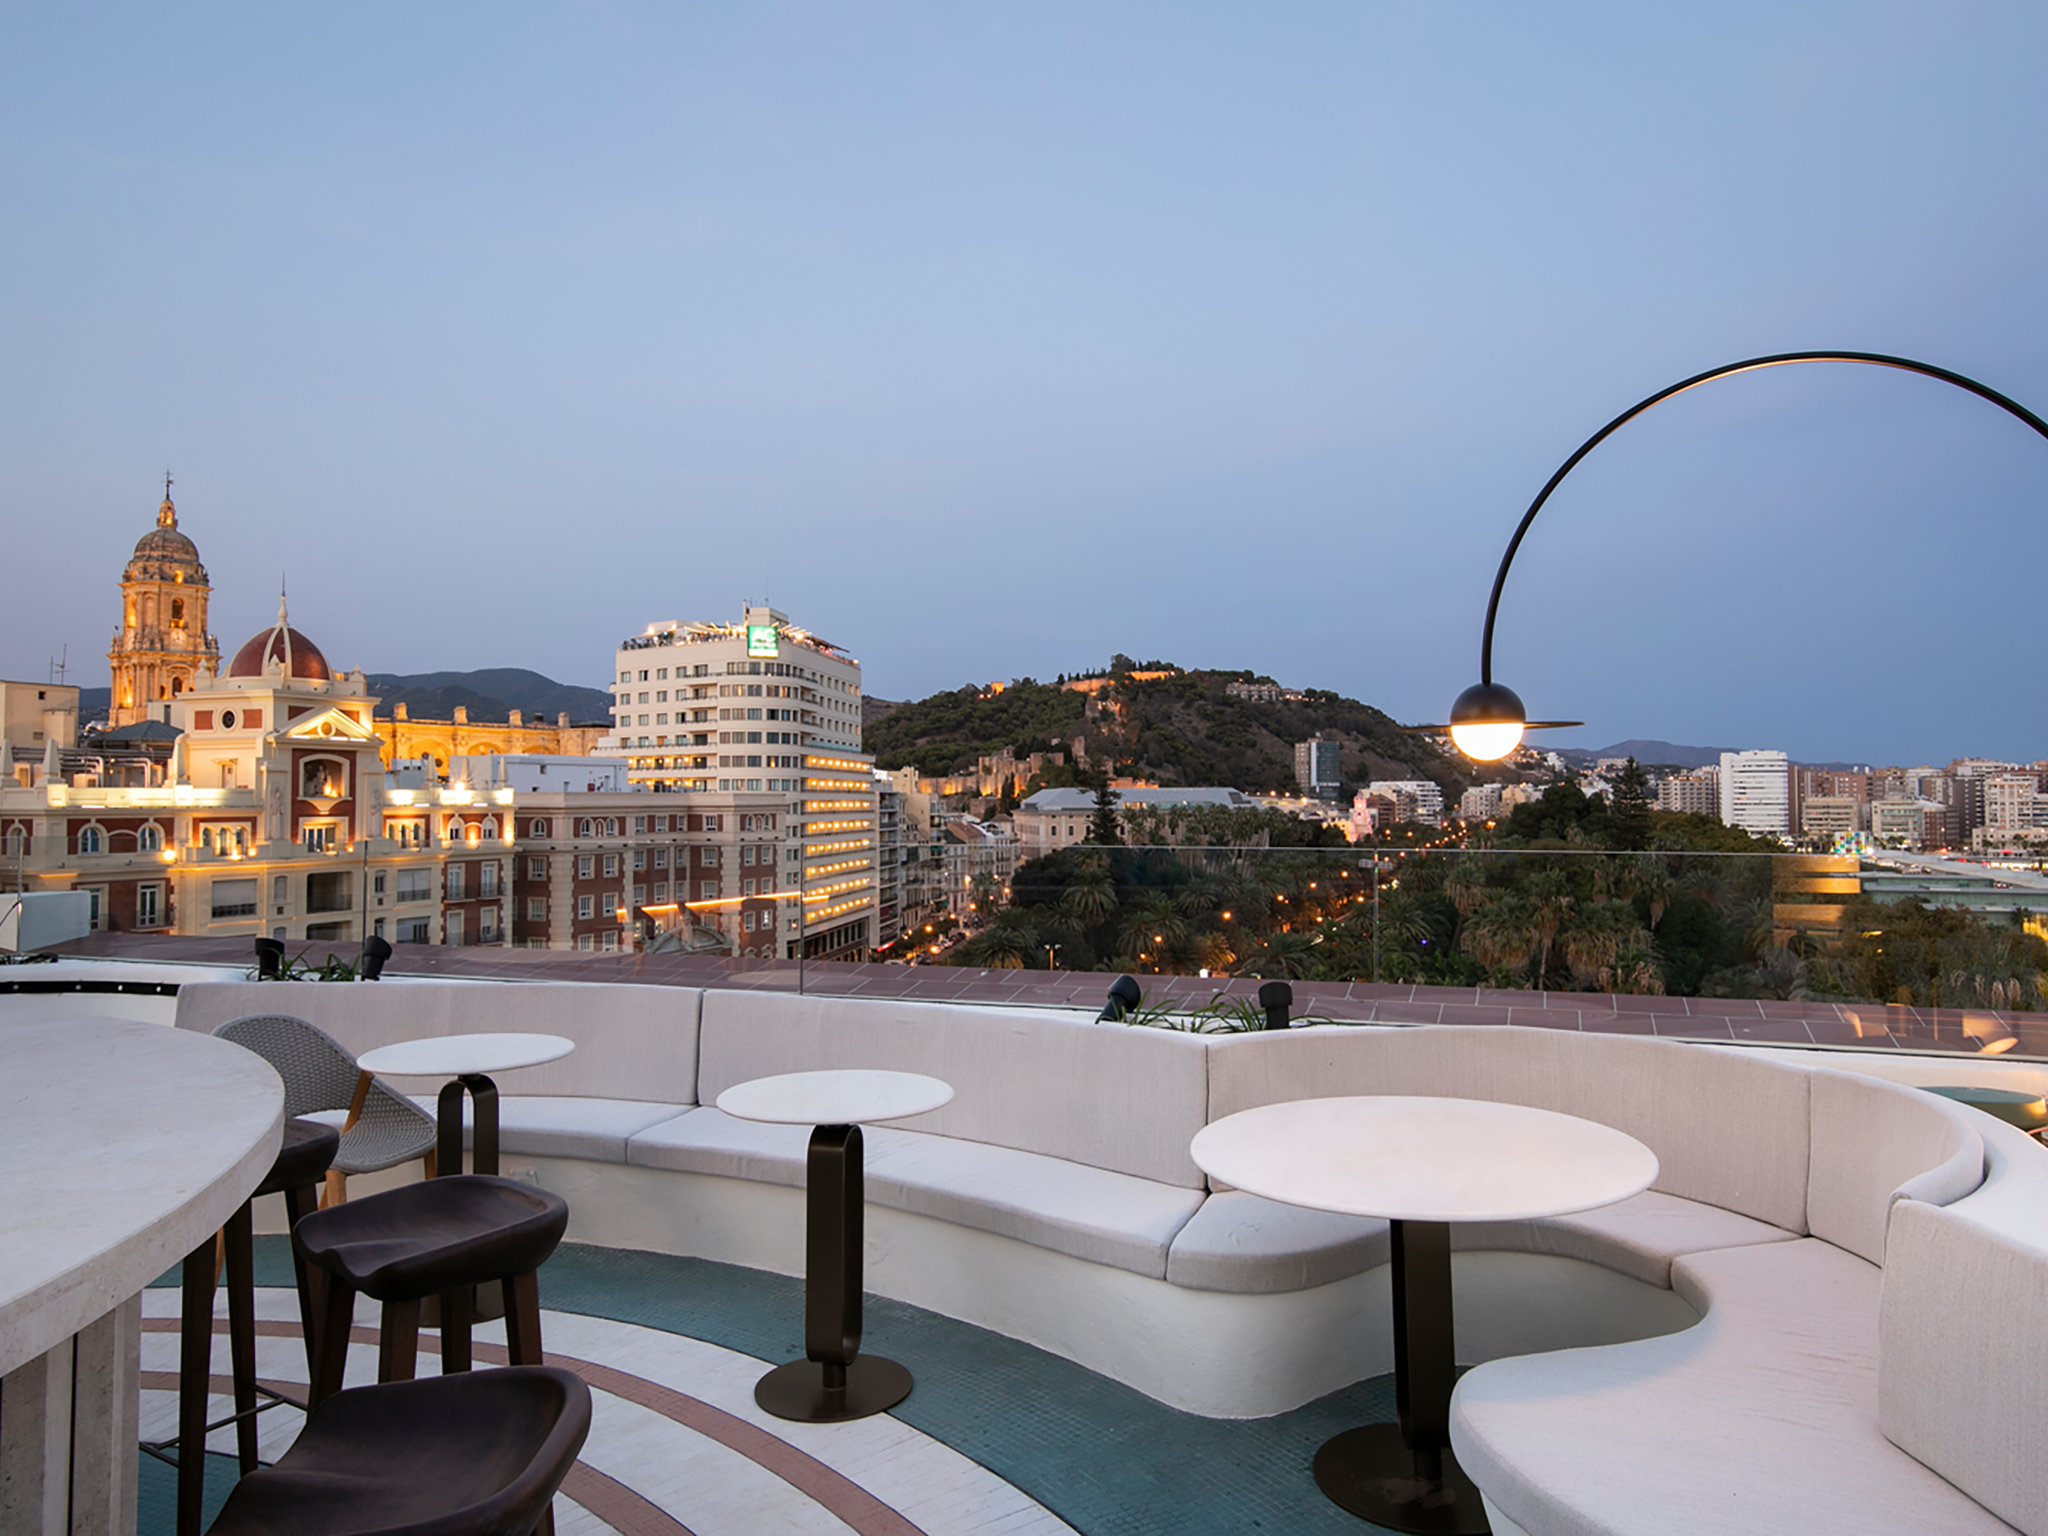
253 936 285 980
1257 980 1294 1031
359 934 393 981
1098 974 1143 1023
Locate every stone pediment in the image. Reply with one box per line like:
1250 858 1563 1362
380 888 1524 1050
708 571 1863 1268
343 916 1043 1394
281 707 377 743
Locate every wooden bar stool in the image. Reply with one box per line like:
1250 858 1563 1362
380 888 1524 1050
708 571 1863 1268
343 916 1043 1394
160 1117 340 1536
205 1366 590 1536
294 1174 569 1405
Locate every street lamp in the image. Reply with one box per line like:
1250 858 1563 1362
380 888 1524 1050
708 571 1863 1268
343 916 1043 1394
1417 351 2048 760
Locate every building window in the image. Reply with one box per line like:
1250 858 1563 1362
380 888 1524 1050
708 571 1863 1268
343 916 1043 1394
210 878 257 918
601 893 618 916
578 855 594 879
527 856 546 880
577 933 594 951
530 819 549 838
528 897 546 921
479 910 498 942
396 868 432 903
702 847 719 868
302 824 335 852
601 931 618 952
76 826 103 855
446 910 465 946
480 863 499 898
446 865 466 901
578 818 594 838
138 823 162 852
398 917 431 943
577 894 594 919
82 887 104 931
701 882 718 902
136 883 163 927
602 854 619 877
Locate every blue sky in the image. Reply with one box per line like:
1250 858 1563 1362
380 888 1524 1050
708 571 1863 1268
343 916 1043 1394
3 4 2045 765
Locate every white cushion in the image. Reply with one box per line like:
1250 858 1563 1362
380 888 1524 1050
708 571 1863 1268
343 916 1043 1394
408 1095 690 1165
629 1109 1203 1279
1207 1025 1815 1232
1166 1189 1794 1295
1881 1122 2048 1536
1450 1239 2016 1536
1452 1190 1798 1289
1166 1191 1390 1293
1807 1068 1983 1265
175 980 704 1104
696 990 1211 1188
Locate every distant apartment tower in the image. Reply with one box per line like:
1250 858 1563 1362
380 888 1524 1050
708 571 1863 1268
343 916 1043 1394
1367 780 1445 826
1718 751 1791 838
1656 767 1720 817
1800 796 1865 840
1457 783 1504 821
1295 736 1342 799
1980 774 2048 848
599 605 876 962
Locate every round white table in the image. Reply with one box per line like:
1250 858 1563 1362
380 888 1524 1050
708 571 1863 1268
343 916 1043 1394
1191 1096 1658 1536
717 1070 953 1422
358 1033 574 1178
0 1016 282 1534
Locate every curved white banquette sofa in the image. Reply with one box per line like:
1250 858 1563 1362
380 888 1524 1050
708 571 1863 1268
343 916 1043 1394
173 980 2046 1536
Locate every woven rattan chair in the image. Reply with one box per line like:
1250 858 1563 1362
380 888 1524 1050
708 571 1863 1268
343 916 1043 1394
213 1014 439 1201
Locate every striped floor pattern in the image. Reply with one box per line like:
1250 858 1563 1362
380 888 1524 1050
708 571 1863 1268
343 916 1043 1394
138 1286 1077 1536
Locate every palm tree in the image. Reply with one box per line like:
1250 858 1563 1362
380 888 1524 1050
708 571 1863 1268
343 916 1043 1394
1060 872 1119 928
1463 894 1539 981
1119 896 1190 964
1524 868 1574 989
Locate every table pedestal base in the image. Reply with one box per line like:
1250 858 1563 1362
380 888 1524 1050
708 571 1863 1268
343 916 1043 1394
1313 1424 1488 1535
755 1356 913 1423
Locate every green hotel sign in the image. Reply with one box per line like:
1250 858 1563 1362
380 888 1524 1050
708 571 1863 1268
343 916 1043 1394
746 624 780 659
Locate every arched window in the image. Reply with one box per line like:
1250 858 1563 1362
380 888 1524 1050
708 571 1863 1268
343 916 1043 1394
138 824 162 852
170 597 185 627
605 818 619 837
529 819 549 838
480 817 498 841
201 827 215 853
76 826 102 855
578 818 594 838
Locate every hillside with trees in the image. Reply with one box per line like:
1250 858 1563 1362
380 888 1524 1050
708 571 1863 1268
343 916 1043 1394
864 658 1478 801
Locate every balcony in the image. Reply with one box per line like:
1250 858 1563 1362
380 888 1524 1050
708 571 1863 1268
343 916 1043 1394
6 944 2044 1536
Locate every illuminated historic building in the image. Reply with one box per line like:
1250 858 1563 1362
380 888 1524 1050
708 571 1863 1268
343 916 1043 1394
107 481 220 726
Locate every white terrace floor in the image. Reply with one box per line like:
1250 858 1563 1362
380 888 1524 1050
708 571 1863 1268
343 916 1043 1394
142 1240 1408 1536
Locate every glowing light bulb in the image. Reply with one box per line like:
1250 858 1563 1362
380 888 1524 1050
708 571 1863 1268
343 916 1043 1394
1449 719 1524 761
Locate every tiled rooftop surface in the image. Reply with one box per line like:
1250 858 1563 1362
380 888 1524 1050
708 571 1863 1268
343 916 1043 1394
48 931 2048 1058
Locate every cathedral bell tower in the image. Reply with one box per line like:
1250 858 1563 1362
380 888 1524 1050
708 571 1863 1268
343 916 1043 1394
108 478 220 727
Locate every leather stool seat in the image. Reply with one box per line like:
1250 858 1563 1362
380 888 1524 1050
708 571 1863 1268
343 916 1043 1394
294 1175 568 1301
257 1118 342 1199
206 1366 591 1536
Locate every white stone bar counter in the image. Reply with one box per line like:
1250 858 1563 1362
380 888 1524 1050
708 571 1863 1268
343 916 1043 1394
0 1016 282 1534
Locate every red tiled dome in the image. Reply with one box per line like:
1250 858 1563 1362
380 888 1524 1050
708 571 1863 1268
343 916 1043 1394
227 624 331 681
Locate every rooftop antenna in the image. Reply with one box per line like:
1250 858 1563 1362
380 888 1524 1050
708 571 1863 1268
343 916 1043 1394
48 645 66 686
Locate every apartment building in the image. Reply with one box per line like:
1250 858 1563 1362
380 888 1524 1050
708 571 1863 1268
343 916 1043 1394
1718 751 1791 838
1657 768 1721 817
1294 737 1342 799
1366 780 1446 826
597 605 877 960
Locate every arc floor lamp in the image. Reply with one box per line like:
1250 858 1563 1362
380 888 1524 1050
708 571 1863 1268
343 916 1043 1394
1416 351 2048 761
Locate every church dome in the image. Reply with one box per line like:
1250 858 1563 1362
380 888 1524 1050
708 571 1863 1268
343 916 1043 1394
228 608 333 681
125 495 210 584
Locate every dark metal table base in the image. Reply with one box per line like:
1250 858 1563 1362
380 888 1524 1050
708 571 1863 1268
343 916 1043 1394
756 1123 912 1423
1317 1218 1489 1533
1314 1425 1488 1535
755 1355 914 1423
422 1072 506 1327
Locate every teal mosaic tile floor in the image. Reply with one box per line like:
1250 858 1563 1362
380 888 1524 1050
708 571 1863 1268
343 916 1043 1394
146 1237 1407 1535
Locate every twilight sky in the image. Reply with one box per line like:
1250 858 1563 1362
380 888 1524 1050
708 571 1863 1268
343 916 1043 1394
3 4 2045 766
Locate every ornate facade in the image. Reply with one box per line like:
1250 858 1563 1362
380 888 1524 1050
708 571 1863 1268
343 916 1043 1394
108 482 219 726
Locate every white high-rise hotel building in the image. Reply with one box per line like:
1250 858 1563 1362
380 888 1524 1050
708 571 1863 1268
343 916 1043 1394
1719 750 1792 838
598 605 877 960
